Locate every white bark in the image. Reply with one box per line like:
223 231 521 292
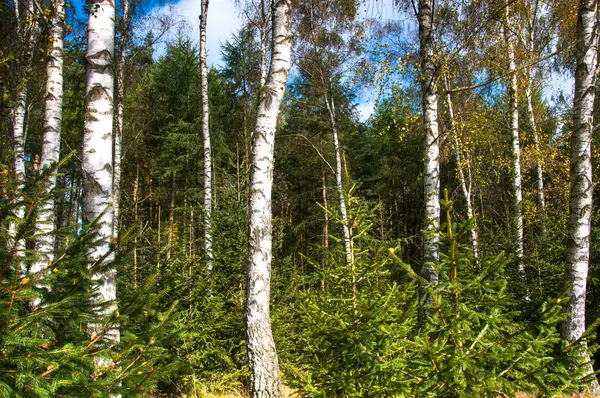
112 0 130 238
258 0 270 88
8 0 37 257
81 0 118 346
325 94 352 267
200 0 213 271
8 87 27 257
503 5 524 273
444 76 479 263
245 1 291 396
564 0 600 392
418 0 440 287
526 79 547 234
32 0 65 281
524 7 547 233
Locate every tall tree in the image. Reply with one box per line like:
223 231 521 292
417 0 441 290
112 0 131 237
245 0 292 396
563 0 600 391
523 0 547 231
81 0 119 347
444 76 479 263
200 0 213 270
32 0 65 284
503 2 524 273
8 0 37 255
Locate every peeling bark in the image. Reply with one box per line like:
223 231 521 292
200 0 213 271
245 1 292 396
81 0 118 347
32 0 65 286
563 0 600 392
418 0 440 289
503 4 525 274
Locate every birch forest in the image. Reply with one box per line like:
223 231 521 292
5 0 600 396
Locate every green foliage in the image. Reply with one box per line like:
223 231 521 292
286 189 590 397
0 163 179 397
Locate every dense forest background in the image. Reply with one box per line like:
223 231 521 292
3 0 600 396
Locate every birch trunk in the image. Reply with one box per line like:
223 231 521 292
81 0 118 346
245 1 291 396
258 0 270 88
444 76 479 262
525 78 547 232
325 94 352 267
8 0 37 256
563 0 600 392
200 0 213 271
32 0 65 281
8 86 27 257
503 5 525 273
112 0 130 238
418 0 440 287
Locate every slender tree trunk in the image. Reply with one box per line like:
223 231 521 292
525 78 547 232
563 0 600 392
503 4 525 273
199 0 213 271
321 142 328 291
418 0 441 291
444 76 479 262
167 172 176 262
325 94 352 267
132 165 139 288
8 0 36 255
245 1 291 396
258 0 270 89
8 86 27 256
81 0 118 349
112 0 130 238
32 0 65 282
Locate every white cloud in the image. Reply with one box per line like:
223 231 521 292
153 0 242 67
356 101 376 122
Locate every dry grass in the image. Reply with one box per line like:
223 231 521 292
195 385 296 398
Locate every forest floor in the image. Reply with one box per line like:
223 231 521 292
198 389 598 397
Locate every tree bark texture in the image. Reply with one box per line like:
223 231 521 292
112 0 130 238
245 1 292 396
81 0 118 346
564 0 600 392
503 4 525 273
200 0 214 271
418 0 440 287
32 0 65 279
325 94 353 268
8 0 37 256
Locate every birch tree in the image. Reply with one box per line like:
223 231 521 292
32 0 65 282
112 0 131 237
199 0 213 270
523 0 547 232
81 0 119 346
502 3 524 273
417 0 440 288
245 0 292 395
444 76 479 262
563 0 600 391
8 0 37 255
